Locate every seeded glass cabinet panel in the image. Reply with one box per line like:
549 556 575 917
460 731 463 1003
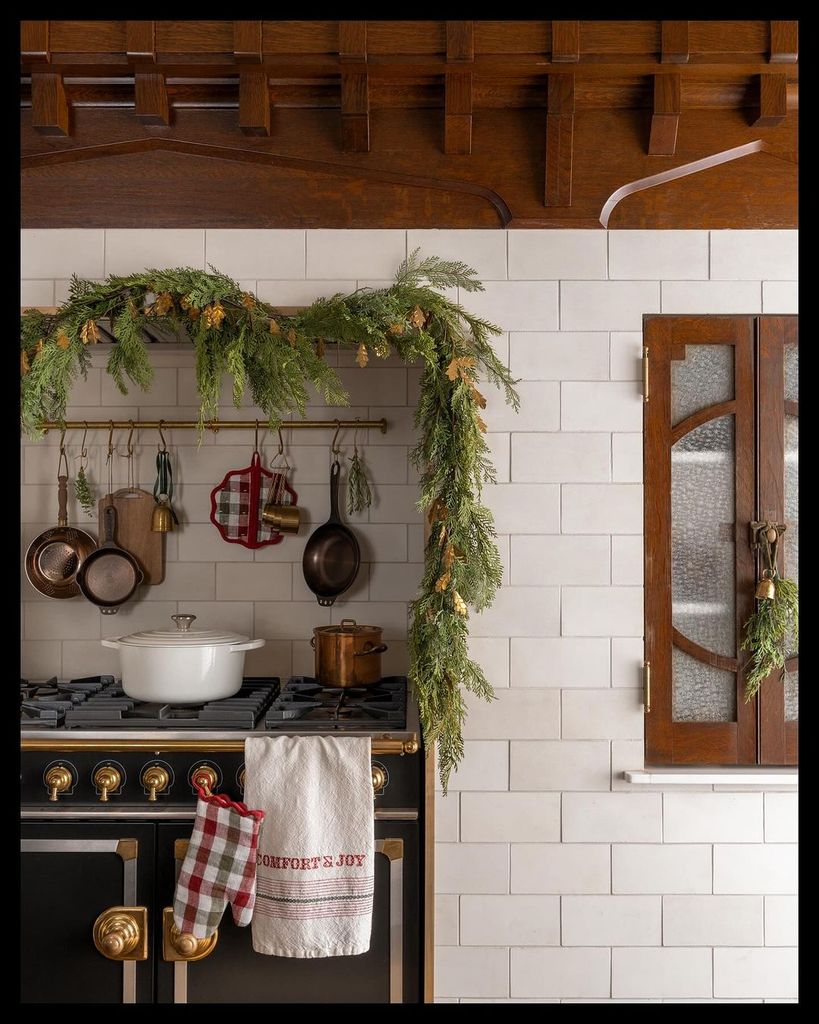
644 315 798 765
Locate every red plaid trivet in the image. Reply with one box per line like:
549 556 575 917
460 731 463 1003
173 788 265 939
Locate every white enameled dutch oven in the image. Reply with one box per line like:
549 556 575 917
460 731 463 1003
101 614 265 704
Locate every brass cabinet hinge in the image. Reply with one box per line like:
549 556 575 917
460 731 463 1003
642 346 649 402
643 660 651 713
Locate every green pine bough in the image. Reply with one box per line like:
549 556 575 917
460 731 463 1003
20 252 520 791
741 576 799 702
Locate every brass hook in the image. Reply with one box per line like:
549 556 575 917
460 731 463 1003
57 428 68 476
80 421 88 459
126 420 135 457
331 419 342 455
277 427 285 457
107 421 115 461
158 419 168 452
255 419 260 452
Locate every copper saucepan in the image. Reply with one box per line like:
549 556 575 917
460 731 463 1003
25 465 97 600
76 503 144 614
311 620 388 688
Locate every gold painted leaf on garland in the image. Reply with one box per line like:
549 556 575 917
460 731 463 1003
356 342 369 368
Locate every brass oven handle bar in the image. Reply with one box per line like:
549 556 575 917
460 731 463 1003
239 764 387 792
23 736 420 755
40 418 388 434
93 907 149 961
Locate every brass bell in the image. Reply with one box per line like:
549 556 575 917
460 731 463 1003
755 572 776 601
151 501 174 533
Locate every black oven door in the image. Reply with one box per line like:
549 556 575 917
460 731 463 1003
155 820 420 1003
20 822 155 1003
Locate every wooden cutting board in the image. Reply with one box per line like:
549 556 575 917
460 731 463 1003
99 489 165 585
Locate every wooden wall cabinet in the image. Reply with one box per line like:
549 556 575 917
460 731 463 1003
643 315 798 765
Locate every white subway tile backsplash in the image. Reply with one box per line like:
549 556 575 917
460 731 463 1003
561 689 643 739
256 279 358 306
436 844 510 895
436 946 509 998
465 281 559 331
511 535 610 585
510 740 610 791
306 230 406 279
101 368 177 407
710 230 798 281
485 484 560 533
511 433 610 483
562 484 642 534
25 600 102 640
369 484 422 523
216 563 291 601
468 637 510 688
562 587 643 637
713 948 798 999
512 948 611 998
464 689 560 740
509 230 607 280
461 793 560 842
609 332 643 380
664 896 763 946
612 433 643 482
204 230 305 280
764 794 798 842
436 794 460 843
461 895 560 946
611 637 644 687
613 948 712 999
510 332 609 381
563 794 662 843
512 843 610 894
563 895 661 946
472 587 560 637
664 793 763 843
104 229 205 275
762 281 798 313
562 381 642 431
140 563 216 601
511 637 610 688
407 229 508 280
764 896 798 946
611 536 644 585
254 601 330 640
714 845 797 895
436 895 459 945
176 524 254 562
368 562 422 602
661 280 761 314
21 640 62 678
486 381 560 431
612 844 712 894
442 741 509 792
21 280 55 306
561 281 660 331
22 229 105 278
609 231 709 280
62 640 120 678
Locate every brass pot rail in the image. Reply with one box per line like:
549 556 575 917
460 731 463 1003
21 735 420 756
39 418 388 434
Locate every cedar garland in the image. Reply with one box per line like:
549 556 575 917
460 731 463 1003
20 252 520 791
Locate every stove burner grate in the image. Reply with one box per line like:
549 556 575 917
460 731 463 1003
265 676 407 730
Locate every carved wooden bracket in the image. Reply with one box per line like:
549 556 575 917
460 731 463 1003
340 22 369 152
234 21 263 63
649 73 681 156
661 21 689 64
21 21 50 63
754 73 788 127
769 21 798 63
239 69 271 136
552 22 579 63
31 72 68 136
545 73 574 207
126 21 157 64
135 72 169 126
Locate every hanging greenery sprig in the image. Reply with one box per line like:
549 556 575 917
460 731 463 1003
347 449 372 515
741 576 799 701
20 251 520 791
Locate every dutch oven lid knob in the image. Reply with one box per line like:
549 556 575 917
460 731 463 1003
171 614 197 633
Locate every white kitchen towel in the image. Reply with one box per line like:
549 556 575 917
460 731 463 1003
244 735 374 958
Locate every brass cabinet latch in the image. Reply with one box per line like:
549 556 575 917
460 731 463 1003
642 347 649 403
643 661 651 714
93 906 149 961
162 908 218 962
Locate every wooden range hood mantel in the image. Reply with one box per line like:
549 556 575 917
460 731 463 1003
21 20 797 229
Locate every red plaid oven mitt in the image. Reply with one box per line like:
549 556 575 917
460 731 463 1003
173 788 265 939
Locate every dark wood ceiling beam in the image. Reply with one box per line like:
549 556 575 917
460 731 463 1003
769 21 798 63
234 21 263 63
753 72 788 127
445 70 472 155
661 21 689 64
238 68 271 136
31 72 68 135
135 72 169 126
21 21 50 63
446 21 474 62
649 73 681 155
545 72 574 207
126 21 157 64
552 22 579 63
339 23 369 152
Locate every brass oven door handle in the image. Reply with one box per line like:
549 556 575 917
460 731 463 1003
162 907 218 962
93 906 149 961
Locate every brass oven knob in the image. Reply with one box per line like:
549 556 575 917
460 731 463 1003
191 765 218 795
93 907 148 961
45 765 73 802
142 765 170 802
371 763 387 793
238 767 246 792
94 765 122 802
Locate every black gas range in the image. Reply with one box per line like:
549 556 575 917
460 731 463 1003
20 674 427 1005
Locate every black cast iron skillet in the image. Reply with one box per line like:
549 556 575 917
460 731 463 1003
302 460 361 606
76 503 144 614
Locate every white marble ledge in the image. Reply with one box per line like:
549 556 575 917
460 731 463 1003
625 768 798 788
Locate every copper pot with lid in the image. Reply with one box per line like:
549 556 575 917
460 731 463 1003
311 620 388 688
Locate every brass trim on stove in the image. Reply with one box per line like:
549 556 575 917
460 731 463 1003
21 735 420 755
162 907 218 962
116 838 138 862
